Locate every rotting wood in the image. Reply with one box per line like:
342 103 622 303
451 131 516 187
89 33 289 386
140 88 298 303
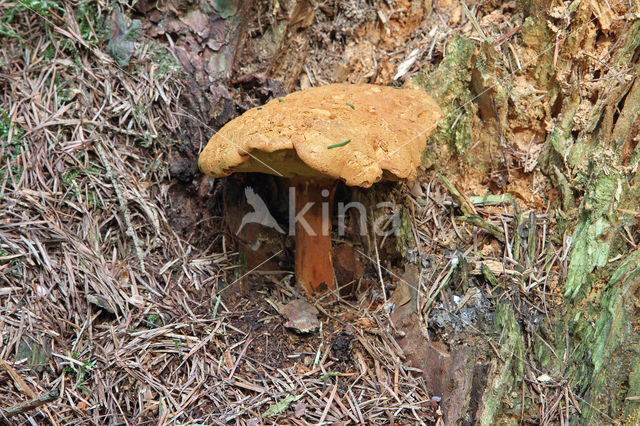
266 0 314 92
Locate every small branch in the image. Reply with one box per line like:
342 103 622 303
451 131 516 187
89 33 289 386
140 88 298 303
461 0 489 42
459 214 505 242
0 390 59 419
495 24 523 46
438 174 477 216
423 262 455 313
226 335 254 381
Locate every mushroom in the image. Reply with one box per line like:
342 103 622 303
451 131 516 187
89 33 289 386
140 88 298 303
198 83 443 296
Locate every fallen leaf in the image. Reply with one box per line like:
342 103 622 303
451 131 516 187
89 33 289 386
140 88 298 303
17 336 50 373
389 281 412 307
86 294 117 314
179 10 209 38
0 359 36 398
279 299 320 333
537 374 553 383
294 400 307 418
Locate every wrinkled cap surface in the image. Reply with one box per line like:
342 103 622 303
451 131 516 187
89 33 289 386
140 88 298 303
198 83 443 187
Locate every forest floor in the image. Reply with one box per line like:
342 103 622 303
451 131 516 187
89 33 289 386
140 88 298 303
1 0 638 424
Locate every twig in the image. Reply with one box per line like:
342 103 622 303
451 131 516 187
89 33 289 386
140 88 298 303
459 214 505 242
437 174 477 216
318 383 338 424
227 335 254 380
0 390 59 419
374 239 396 330
495 24 523 46
423 261 455 313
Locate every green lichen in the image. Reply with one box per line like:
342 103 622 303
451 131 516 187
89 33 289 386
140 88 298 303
480 302 524 425
614 20 640 69
211 0 238 19
563 171 619 300
415 35 477 159
572 247 640 423
519 16 555 92
550 21 640 417
394 207 414 257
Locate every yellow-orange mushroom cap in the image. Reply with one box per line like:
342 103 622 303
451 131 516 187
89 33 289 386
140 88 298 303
198 83 443 187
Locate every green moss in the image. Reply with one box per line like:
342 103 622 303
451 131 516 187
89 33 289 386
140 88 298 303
60 165 102 208
4 1 105 50
0 23 23 41
62 169 81 188
0 247 11 264
144 41 184 79
18 0 62 16
0 108 23 144
77 0 105 45
1 0 66 40
146 314 162 327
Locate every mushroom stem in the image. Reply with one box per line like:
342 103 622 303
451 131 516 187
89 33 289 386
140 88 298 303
292 179 335 295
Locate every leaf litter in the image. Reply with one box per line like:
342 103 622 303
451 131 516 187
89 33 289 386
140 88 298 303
1 0 638 423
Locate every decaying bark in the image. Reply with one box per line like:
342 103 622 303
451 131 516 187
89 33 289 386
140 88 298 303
266 0 315 92
411 0 640 423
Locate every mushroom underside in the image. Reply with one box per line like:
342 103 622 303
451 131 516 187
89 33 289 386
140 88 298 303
231 148 404 185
